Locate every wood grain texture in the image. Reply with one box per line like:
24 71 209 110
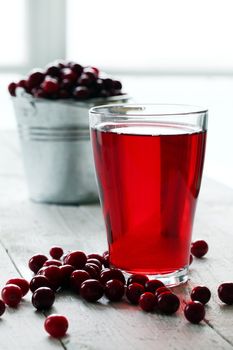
0 132 233 349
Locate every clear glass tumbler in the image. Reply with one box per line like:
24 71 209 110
89 104 208 285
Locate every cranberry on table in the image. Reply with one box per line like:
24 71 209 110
145 279 164 293
62 68 77 82
139 292 157 312
102 252 110 268
70 270 91 293
18 79 27 89
27 71 45 89
189 254 193 265
154 287 171 299
69 62 83 76
44 314 69 338
84 264 100 279
59 264 75 287
30 275 51 292
43 259 62 267
40 265 62 291
126 283 145 305
49 246 64 260
28 254 48 273
6 278 29 297
157 292 180 314
63 250 87 269
86 258 102 270
32 287 55 310
184 301 205 324
80 279 104 302
218 283 233 305
0 300 6 316
87 253 104 265
100 268 125 285
46 65 61 77
191 286 211 305
41 78 59 94
73 86 90 100
104 279 125 302
113 80 122 90
127 274 149 287
8 82 17 96
1 284 22 307
191 240 208 258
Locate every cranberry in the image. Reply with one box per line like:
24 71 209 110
8 82 17 96
87 253 104 264
78 73 93 86
43 259 62 267
0 300 6 316
69 62 83 76
157 292 180 314
191 286 211 305
84 66 99 77
126 283 145 305
139 292 157 312
86 258 102 270
90 66 99 76
28 254 48 273
145 279 164 293
27 71 45 89
70 270 90 293
189 254 193 265
113 80 122 90
40 265 62 291
73 86 90 99
6 278 29 296
155 287 171 299
100 268 125 285
30 275 51 292
103 78 114 90
84 264 100 279
49 246 63 260
184 301 205 324
102 251 110 268
59 265 75 287
127 274 149 287
80 279 104 302
218 283 233 305
46 65 61 78
32 287 55 310
191 240 208 258
104 279 125 302
62 68 77 82
1 284 22 307
63 250 87 269
99 89 110 98
18 79 27 89
59 89 70 99
44 314 69 338
33 88 47 98
41 78 59 94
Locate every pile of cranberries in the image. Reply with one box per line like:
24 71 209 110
0 239 233 338
8 60 124 101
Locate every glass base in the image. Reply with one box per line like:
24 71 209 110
122 265 189 287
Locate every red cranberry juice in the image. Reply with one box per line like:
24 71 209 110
91 123 206 274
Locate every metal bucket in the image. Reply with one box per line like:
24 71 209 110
12 92 129 204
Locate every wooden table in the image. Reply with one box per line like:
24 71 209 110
0 131 233 350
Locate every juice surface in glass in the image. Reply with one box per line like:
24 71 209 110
91 122 206 275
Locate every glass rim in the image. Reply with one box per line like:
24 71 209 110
89 103 208 118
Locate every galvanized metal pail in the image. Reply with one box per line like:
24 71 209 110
12 91 129 204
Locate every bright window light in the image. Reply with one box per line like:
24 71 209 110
67 0 233 72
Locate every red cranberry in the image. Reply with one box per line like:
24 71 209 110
59 265 75 287
157 292 180 314
44 314 69 338
30 275 51 292
87 253 104 264
73 86 90 99
155 287 171 299
189 254 193 265
59 89 70 99
69 62 83 76
32 287 55 310
46 65 61 78
18 79 27 89
126 283 145 305
104 279 125 302
40 265 62 291
99 89 110 98
90 66 99 76
100 268 125 285
8 82 17 96
145 279 164 293
43 259 62 267
218 283 233 305
84 66 99 77
113 80 122 90
78 73 93 86
102 252 109 268
70 270 91 293
191 286 211 305
63 250 87 269
184 301 205 324
0 300 6 316
41 78 59 94
28 254 48 273
86 258 102 270
27 71 45 89
84 264 100 279
127 274 149 287
103 78 114 90
139 292 157 312
1 284 22 307
62 68 77 82
33 88 47 98
6 278 29 296
49 246 63 260
80 279 104 302
191 240 208 258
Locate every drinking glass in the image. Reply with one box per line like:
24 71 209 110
89 104 208 285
